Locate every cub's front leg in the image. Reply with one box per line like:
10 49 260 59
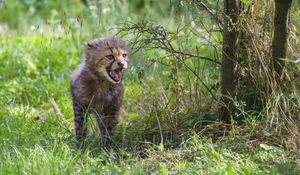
73 101 88 145
97 115 120 145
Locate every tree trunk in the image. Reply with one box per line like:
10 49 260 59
221 0 239 123
272 0 293 77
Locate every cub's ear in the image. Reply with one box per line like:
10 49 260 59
83 42 96 58
83 42 95 51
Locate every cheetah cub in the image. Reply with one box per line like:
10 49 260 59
71 37 130 146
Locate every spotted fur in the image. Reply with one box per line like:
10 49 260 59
71 36 129 146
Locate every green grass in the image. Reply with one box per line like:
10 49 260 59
0 0 300 174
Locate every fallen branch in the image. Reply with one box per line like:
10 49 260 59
50 97 62 117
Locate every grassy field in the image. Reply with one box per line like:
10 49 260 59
0 0 300 174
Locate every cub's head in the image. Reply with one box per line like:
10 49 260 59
84 37 130 83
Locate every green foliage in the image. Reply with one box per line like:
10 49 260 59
0 0 299 174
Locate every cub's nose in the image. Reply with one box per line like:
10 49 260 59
118 62 124 68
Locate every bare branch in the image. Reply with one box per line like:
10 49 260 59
194 0 223 30
117 21 220 100
117 21 221 64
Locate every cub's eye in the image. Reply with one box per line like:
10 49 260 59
106 55 115 60
122 53 128 58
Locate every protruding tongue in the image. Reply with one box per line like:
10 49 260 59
111 69 122 81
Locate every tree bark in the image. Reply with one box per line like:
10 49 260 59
221 0 239 123
272 0 293 77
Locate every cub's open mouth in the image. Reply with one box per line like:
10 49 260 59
107 68 123 82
